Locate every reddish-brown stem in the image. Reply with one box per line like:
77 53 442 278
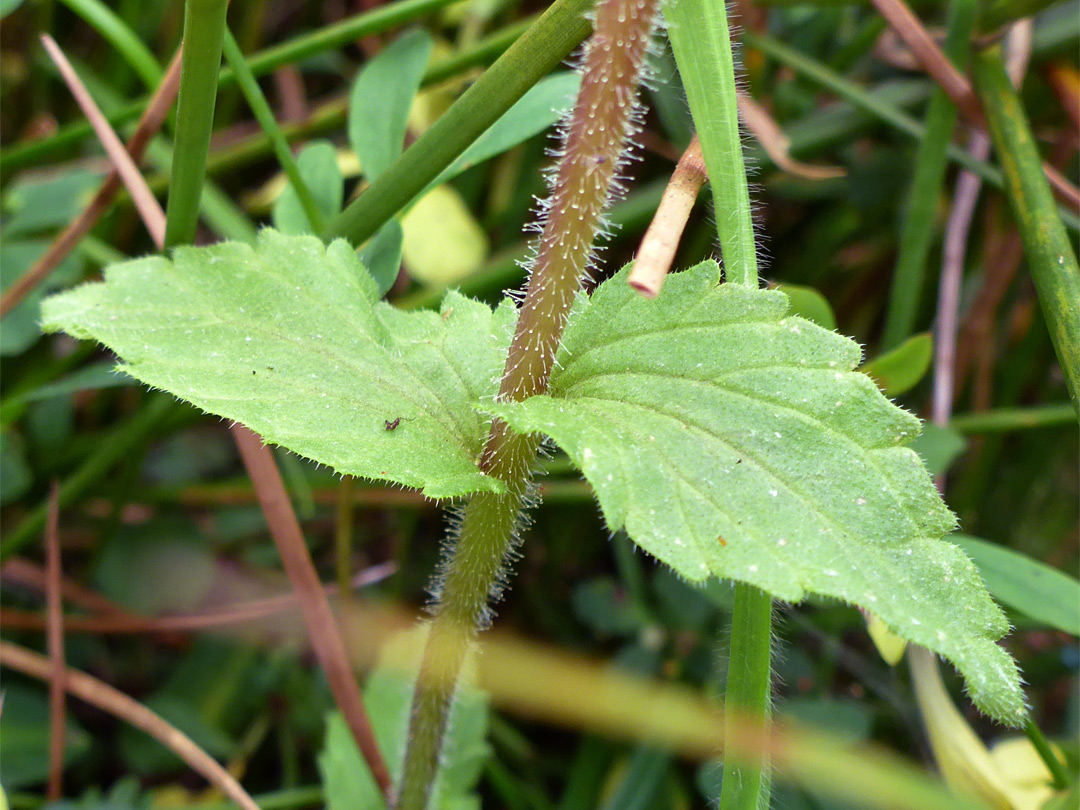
231 425 393 801
39 35 167 247
869 0 1080 212
0 48 182 318
45 483 65 801
0 562 396 635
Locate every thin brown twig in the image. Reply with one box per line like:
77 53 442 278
737 92 846 181
45 483 65 801
0 47 181 318
869 0 1080 212
39 35 168 247
231 424 393 801
1 558 129 615
0 641 260 810
0 562 397 635
629 136 707 297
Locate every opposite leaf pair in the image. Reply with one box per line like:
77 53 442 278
42 229 1024 724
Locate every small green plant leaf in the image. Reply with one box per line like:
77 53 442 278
421 71 581 196
774 282 837 331
348 29 433 183
41 230 514 499
271 140 343 235
490 261 1023 722
319 629 490 810
401 185 489 286
359 219 405 298
955 534 1080 636
862 332 933 396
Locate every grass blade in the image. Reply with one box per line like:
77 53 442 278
973 47 1080 412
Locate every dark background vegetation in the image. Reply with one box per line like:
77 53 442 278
0 0 1076 807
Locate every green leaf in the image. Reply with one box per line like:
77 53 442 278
955 534 1080 636
1 240 83 356
0 0 25 19
319 629 490 810
909 422 966 477
271 140 343 235
0 432 31 507
348 29 433 183
1 168 102 237
774 283 837 331
2 361 135 407
359 219 404 298
422 71 580 195
42 230 513 499
401 185 489 286
0 684 92 790
490 261 1023 723
862 332 933 396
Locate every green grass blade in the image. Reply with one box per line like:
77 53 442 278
664 0 757 287
57 0 162 90
164 0 229 249
973 47 1080 413
323 0 594 246
954 534 1080 635
948 403 1076 432
221 28 324 233
881 0 977 349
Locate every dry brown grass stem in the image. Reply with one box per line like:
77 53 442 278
0 48 182 318
231 424 393 800
628 136 707 298
0 640 261 810
39 35 168 247
869 0 1080 211
45 483 65 800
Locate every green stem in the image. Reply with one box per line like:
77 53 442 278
396 1 661 805
220 28 324 233
949 403 1076 432
720 584 773 810
163 0 229 249
881 0 977 349
323 0 595 246
1023 716 1071 790
664 0 757 286
664 5 772 808
973 47 1080 414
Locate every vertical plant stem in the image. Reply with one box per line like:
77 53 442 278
163 0 229 249
323 0 595 246
973 47 1080 413
720 584 773 810
664 0 757 286
396 1 660 806
45 483 65 801
664 4 772 808
881 0 978 349
220 29 324 233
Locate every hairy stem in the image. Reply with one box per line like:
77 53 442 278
395 0 660 806
720 584 773 810
664 3 772 807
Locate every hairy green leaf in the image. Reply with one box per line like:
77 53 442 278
490 261 1023 722
42 230 513 499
